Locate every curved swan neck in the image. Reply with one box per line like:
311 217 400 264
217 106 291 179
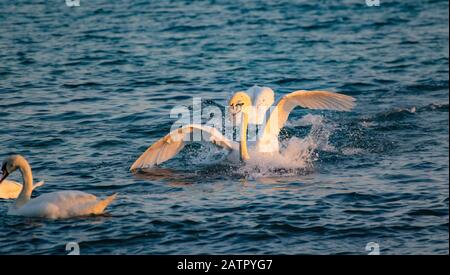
240 112 250 161
15 157 33 207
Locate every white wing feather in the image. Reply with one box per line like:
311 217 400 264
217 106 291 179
262 90 356 138
0 179 44 199
130 124 236 170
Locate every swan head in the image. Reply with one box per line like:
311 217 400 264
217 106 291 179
228 91 252 124
0 155 26 184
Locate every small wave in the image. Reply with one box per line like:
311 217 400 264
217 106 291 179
62 82 103 89
324 192 384 203
421 102 449 112
406 80 449 93
274 78 302 85
407 208 448 217
98 59 128 66
160 24 221 33
374 106 417 122
2 101 43 108
91 140 126 149
22 137 64 148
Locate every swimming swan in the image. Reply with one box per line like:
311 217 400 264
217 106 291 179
0 179 44 199
130 86 355 170
0 155 117 219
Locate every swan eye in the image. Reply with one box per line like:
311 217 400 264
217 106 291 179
230 103 243 114
229 102 244 115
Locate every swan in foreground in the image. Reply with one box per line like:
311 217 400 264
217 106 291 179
0 155 117 219
130 86 355 170
0 179 44 199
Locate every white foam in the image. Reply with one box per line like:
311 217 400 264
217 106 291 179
177 114 339 179
238 114 336 178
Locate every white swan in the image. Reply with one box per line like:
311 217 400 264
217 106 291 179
0 179 44 199
130 86 355 170
0 155 117 219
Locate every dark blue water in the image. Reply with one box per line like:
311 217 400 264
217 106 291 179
0 0 448 254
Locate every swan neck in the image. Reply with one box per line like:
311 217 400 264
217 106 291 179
240 112 250 161
16 159 33 207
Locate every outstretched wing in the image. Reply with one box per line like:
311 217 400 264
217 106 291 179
262 90 356 138
130 124 235 171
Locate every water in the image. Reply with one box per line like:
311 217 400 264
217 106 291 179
0 0 448 254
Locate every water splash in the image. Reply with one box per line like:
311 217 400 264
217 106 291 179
238 114 336 179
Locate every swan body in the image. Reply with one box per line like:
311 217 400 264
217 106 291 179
0 179 44 199
131 86 356 170
0 155 116 219
7 190 116 219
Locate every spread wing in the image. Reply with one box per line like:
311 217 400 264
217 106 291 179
262 90 356 138
130 124 235 171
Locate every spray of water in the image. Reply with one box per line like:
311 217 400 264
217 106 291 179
237 114 336 178
140 114 340 181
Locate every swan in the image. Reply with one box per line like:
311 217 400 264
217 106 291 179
0 179 44 199
0 155 117 219
130 86 355 170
